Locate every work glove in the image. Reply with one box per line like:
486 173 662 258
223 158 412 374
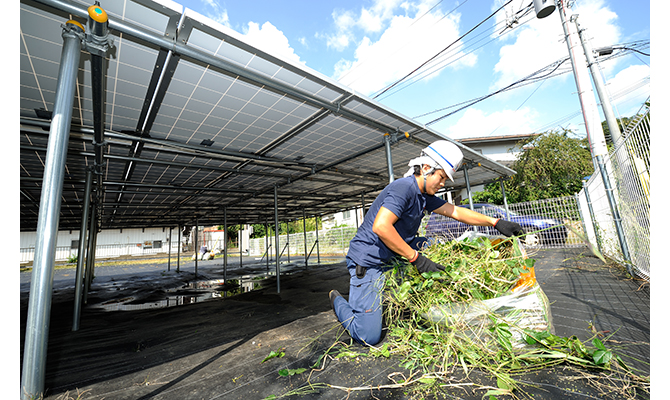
411 252 446 274
494 219 524 237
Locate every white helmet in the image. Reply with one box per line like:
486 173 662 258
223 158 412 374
404 140 463 182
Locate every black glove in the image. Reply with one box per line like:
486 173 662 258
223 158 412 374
411 253 445 273
494 219 524 237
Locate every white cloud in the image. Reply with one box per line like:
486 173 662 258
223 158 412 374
444 107 538 139
199 0 230 27
606 64 650 114
492 0 621 91
333 7 477 96
242 21 304 65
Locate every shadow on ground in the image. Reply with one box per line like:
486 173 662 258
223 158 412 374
19 248 650 400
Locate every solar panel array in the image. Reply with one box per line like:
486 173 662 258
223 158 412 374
19 0 515 232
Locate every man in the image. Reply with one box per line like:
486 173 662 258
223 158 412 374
329 140 523 346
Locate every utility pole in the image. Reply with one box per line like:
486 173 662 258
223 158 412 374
536 0 632 271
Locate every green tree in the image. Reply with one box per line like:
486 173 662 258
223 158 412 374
471 129 594 204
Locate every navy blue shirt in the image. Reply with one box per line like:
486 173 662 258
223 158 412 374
346 175 446 268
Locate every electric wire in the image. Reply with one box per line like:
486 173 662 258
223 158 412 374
373 2 537 101
371 0 515 99
411 42 648 125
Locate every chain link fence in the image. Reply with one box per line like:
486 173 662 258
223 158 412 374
577 105 650 280
421 197 587 249
248 226 357 259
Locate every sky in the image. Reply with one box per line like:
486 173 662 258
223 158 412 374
170 0 650 141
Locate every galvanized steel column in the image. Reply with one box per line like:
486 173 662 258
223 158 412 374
21 20 83 400
223 208 227 283
177 225 181 273
274 185 281 292
72 167 93 332
302 209 308 267
384 133 394 184
167 227 172 272
194 219 198 278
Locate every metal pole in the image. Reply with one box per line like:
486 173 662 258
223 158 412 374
223 208 227 283
361 193 366 217
558 0 608 160
83 209 97 303
315 215 321 264
500 179 510 219
286 220 290 263
384 133 395 183
194 219 198 278
558 2 631 270
303 209 308 267
239 223 243 268
177 225 181 273
72 167 92 332
274 185 281 292
21 21 83 399
573 16 623 147
582 179 602 255
463 163 476 232
167 227 172 272
265 217 270 272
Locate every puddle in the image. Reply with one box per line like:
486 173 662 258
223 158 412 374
93 274 268 312
89 261 317 312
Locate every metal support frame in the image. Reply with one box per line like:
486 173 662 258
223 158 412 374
384 133 395 183
194 218 199 278
72 167 93 331
239 223 243 268
286 220 290 263
84 208 98 301
21 20 83 400
274 185 281 292
177 225 181 273
223 208 228 283
302 209 308 267
167 227 172 271
265 217 270 272
315 215 321 264
361 193 366 217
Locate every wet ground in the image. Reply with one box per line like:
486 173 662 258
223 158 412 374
19 248 651 399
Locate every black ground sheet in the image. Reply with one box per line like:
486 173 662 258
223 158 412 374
19 247 650 399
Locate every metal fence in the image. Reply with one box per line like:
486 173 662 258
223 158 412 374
577 106 650 280
422 197 587 249
248 226 357 259
20 242 182 265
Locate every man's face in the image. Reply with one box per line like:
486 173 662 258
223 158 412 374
422 166 449 195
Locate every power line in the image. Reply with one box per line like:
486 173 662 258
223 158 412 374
371 0 515 99
411 42 649 126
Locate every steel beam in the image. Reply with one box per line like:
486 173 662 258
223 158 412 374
21 20 83 399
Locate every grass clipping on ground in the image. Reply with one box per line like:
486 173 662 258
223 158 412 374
306 235 650 400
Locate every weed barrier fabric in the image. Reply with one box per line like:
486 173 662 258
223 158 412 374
19 247 649 400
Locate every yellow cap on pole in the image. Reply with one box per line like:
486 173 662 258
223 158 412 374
66 19 85 32
88 4 108 23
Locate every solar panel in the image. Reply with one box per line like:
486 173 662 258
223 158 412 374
19 0 515 231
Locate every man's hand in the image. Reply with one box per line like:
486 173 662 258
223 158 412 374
494 219 524 237
411 253 446 273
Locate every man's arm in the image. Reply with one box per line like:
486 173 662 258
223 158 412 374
372 206 417 260
433 202 497 227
